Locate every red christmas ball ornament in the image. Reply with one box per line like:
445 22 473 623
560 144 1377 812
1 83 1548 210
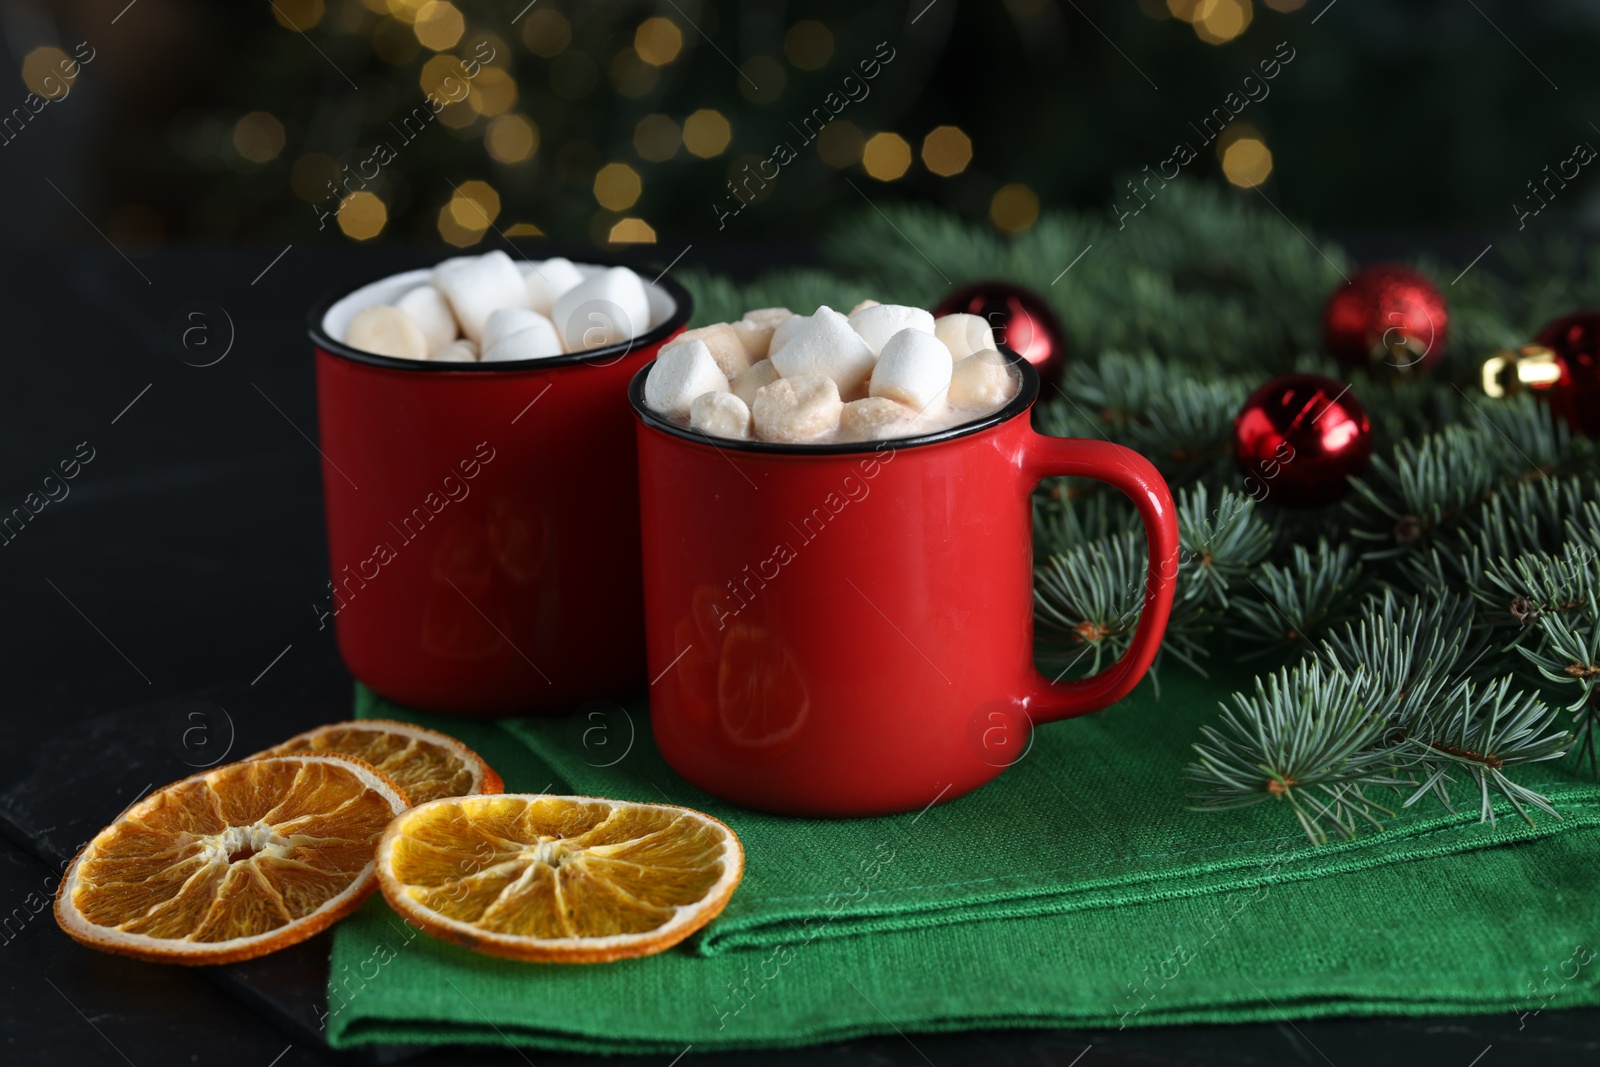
1234 374 1372 508
1531 312 1600 437
1322 264 1448 373
934 282 1067 390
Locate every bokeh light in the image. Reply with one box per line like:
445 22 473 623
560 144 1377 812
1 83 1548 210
338 191 387 241
474 33 511 67
683 109 732 158
989 183 1039 234
816 121 864 167
485 114 538 163
921 126 972 177
468 67 518 116
862 132 912 181
448 180 501 228
271 0 325 31
438 206 484 247
419 53 464 97
385 0 428 23
784 21 834 70
232 112 286 163
412 2 463 51
1219 127 1273 187
594 163 643 211
634 114 682 162
609 218 658 244
522 9 571 57
634 17 683 66
21 47 71 97
610 49 661 98
1192 0 1252 44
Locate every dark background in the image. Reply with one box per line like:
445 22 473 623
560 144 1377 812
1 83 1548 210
3 0 1599 253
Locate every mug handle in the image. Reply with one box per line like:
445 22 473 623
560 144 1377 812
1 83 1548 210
1020 428 1180 722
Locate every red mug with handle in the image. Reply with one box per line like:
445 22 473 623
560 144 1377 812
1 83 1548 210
630 351 1180 816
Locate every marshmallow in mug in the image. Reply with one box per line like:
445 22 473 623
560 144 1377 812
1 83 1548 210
338 251 658 363
643 301 1021 444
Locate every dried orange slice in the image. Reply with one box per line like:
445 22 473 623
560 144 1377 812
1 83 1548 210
376 794 743 963
55 754 408 965
252 719 503 805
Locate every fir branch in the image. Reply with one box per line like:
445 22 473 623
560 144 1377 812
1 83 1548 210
1123 378 1249 479
1481 543 1600 635
1187 664 1401 845
1033 481 1132 553
1194 594 1567 842
1062 350 1176 431
1459 391 1572 475
1566 498 1600 557
1514 591 1600 714
1319 589 1485 709
1345 426 1505 558
1035 529 1148 677
1176 484 1273 610
1400 475 1593 615
1395 678 1571 827
1357 375 1466 447
1228 540 1363 653
1035 485 1270 681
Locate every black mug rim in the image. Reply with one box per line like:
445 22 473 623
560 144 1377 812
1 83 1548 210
307 253 694 373
628 347 1039 456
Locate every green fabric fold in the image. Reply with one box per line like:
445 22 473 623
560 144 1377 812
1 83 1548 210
325 669 1600 1053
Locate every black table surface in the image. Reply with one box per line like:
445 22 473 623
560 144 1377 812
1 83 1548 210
1 244 1595 1066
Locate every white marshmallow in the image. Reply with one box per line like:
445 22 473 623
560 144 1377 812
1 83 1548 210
730 359 781 407
934 313 996 361
482 308 559 352
346 305 430 361
524 257 586 316
664 323 749 378
483 316 564 362
870 329 953 412
848 303 936 355
431 250 530 344
552 266 651 352
433 339 479 362
644 340 729 418
730 307 794 360
849 298 880 315
752 374 843 443
395 285 458 356
949 349 1018 409
767 312 809 359
768 306 877 400
689 391 752 440
839 397 920 442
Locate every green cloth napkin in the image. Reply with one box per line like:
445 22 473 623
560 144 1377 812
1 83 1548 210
325 669 1600 1053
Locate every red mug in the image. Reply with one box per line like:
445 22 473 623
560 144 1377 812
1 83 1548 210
310 261 691 715
630 353 1179 816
